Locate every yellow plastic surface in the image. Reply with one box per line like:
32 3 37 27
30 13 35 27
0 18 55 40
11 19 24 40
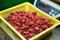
0 2 60 40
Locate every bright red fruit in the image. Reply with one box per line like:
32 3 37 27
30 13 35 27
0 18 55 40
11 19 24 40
5 10 52 40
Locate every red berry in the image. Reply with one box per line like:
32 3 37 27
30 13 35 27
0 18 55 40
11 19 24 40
34 27 39 30
32 12 36 16
36 21 40 24
29 28 34 32
39 28 43 32
21 19 25 23
25 31 29 35
19 30 23 33
29 21 34 25
44 19 50 23
14 26 19 30
42 25 48 30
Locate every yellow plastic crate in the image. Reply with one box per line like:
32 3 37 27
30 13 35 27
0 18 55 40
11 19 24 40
0 2 60 40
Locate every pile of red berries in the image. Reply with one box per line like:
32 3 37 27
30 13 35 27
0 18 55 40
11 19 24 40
5 10 52 40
